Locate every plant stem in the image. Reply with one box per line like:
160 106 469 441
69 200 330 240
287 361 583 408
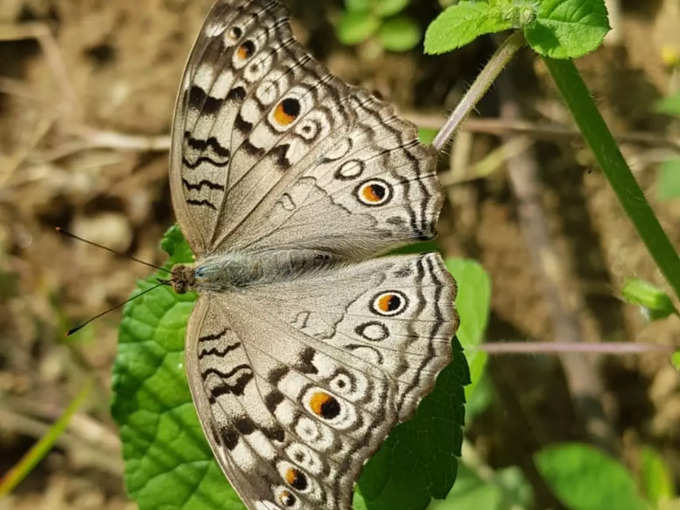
433 31 526 151
479 341 676 355
543 57 680 301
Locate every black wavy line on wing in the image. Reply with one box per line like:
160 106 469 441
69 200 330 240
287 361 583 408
199 329 228 342
209 373 253 399
182 156 230 169
185 132 231 158
202 364 251 380
186 199 217 210
198 342 242 359
182 177 226 191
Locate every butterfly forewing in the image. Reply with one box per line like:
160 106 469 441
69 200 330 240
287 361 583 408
170 0 441 260
170 1 459 509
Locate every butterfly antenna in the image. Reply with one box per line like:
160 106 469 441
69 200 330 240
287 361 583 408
56 226 170 274
66 281 169 336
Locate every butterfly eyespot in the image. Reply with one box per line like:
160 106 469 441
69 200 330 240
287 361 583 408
285 467 308 491
296 120 319 140
237 40 256 59
278 490 296 507
274 98 301 126
355 179 392 206
371 290 408 316
229 26 243 40
309 391 341 419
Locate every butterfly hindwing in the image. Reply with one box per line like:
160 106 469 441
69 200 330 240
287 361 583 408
185 253 457 510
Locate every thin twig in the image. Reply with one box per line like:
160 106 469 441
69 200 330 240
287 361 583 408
406 114 680 152
479 341 676 355
27 117 680 166
441 135 534 186
36 127 171 162
433 31 526 150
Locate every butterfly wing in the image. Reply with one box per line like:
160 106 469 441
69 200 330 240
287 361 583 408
186 253 457 510
170 0 441 260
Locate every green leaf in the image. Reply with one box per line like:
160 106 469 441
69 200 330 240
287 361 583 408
639 446 675 505
346 0 409 17
427 464 533 509
621 278 678 320
111 226 241 510
535 443 649 510
353 489 369 510
378 16 421 52
524 0 611 59
161 223 195 265
424 2 514 55
114 226 469 510
359 337 469 510
346 0 372 12
673 351 680 371
389 240 441 255
445 258 491 396
428 465 502 509
375 0 410 17
418 127 439 145
657 159 680 201
337 10 381 45
656 92 680 117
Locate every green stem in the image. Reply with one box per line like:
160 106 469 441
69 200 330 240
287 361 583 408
544 57 680 301
0 380 92 497
433 31 526 150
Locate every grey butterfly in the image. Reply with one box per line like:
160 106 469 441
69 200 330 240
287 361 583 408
168 1 459 509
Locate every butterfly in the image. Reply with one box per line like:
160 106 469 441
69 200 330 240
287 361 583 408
168 1 459 509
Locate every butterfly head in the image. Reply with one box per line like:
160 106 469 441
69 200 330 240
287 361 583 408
170 264 196 294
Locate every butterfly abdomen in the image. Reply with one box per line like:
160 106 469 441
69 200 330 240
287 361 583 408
181 249 338 292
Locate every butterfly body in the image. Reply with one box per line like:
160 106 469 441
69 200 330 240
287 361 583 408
172 249 341 293
169 1 459 509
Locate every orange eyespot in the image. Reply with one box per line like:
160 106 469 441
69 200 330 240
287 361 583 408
285 467 308 490
274 98 301 126
379 294 398 312
356 179 391 206
279 490 296 507
309 391 340 419
363 185 383 202
372 291 408 316
237 40 255 60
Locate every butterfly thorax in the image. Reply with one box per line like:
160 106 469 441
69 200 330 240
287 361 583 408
171 250 336 294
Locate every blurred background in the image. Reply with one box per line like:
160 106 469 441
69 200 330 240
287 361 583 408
1 0 679 508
